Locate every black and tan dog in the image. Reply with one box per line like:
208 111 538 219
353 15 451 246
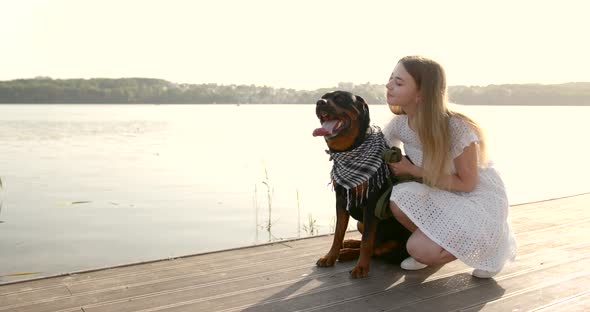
313 91 411 278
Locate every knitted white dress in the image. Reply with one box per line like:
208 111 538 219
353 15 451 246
383 115 517 272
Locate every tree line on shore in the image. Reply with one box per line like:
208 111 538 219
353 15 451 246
1 77 589 105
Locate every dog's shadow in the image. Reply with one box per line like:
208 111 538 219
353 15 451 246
241 259 506 312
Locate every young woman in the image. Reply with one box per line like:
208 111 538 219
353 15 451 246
383 56 516 278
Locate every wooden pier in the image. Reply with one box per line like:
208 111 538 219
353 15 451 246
1 193 589 311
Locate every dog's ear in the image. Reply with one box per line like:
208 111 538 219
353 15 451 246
355 95 368 111
355 95 366 104
354 95 369 115
354 95 371 128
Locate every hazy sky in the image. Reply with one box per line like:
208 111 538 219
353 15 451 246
1 0 589 89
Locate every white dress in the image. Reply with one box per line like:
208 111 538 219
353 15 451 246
383 115 517 272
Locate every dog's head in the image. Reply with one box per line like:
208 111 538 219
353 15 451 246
313 90 370 152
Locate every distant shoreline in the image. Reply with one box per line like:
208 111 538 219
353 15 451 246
1 103 590 106
1 78 589 106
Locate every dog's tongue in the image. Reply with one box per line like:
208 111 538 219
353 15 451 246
313 120 339 137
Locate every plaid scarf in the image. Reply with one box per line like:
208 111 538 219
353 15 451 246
330 126 391 210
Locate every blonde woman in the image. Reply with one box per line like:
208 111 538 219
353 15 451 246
383 56 516 278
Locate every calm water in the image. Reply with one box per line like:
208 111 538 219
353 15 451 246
0 104 589 283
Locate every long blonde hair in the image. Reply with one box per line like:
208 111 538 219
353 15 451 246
394 56 487 188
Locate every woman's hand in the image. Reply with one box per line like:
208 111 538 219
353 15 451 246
388 156 421 177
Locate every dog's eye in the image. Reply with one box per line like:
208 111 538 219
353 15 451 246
338 98 356 108
334 95 348 103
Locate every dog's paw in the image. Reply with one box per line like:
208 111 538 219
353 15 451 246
342 239 361 249
316 254 337 267
350 264 370 278
373 240 400 256
338 248 360 262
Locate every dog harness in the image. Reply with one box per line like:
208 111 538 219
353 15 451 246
329 126 391 210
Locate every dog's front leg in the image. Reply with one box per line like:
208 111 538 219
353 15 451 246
350 201 377 278
317 206 349 267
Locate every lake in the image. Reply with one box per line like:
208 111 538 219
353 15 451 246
0 104 589 283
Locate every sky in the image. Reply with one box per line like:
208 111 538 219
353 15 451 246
1 0 589 90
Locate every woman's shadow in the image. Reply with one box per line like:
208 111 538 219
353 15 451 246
241 258 506 312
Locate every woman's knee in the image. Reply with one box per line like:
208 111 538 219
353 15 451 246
406 233 429 263
406 231 452 265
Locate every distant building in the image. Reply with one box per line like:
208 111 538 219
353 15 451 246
338 82 354 90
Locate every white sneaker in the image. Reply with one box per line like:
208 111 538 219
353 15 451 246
472 269 499 278
400 257 428 270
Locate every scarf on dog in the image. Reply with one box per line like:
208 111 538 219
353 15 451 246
329 126 391 210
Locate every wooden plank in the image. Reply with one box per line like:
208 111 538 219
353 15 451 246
0 234 358 312
468 276 590 311
2 224 588 312
0 193 583 294
352 254 590 312
229 223 590 312
403 271 590 312
0 223 579 312
0 235 345 304
0 194 588 312
270 245 590 312
77 226 590 312
0 234 337 292
0 286 71 308
1 251 332 312
4 205 584 303
531 290 590 312
67 243 332 294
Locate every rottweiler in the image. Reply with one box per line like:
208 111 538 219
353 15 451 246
313 90 412 278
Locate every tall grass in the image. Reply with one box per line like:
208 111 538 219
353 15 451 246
253 165 276 243
261 168 276 242
253 168 327 243
296 188 301 238
261 167 274 242
253 184 259 242
0 177 4 224
301 214 318 236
